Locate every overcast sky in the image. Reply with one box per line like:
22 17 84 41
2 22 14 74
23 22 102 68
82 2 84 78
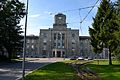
20 0 117 36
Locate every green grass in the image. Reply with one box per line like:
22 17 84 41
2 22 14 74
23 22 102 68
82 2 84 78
85 60 120 80
25 60 120 80
25 62 80 80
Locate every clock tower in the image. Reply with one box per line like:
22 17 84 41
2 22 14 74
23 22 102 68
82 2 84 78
53 13 67 28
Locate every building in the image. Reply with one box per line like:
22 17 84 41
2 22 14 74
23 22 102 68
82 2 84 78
79 36 93 58
25 35 39 58
79 36 108 59
39 13 80 58
25 13 108 59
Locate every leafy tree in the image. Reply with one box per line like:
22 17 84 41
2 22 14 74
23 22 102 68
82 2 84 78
89 0 119 65
0 0 25 60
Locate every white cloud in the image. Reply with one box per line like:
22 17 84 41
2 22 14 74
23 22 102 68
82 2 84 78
19 0 25 2
29 14 41 18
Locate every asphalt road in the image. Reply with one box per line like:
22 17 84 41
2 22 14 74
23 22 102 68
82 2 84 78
0 58 64 80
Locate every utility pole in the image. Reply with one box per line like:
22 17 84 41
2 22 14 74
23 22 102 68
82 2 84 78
22 0 29 80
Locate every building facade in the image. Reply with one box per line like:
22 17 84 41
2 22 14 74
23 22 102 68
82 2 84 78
79 36 108 59
25 35 39 58
24 13 108 59
39 13 80 58
79 36 93 58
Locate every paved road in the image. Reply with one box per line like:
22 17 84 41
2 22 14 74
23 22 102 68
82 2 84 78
0 58 64 80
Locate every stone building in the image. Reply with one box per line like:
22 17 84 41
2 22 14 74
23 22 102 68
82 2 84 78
79 36 94 58
25 35 39 57
24 13 108 59
79 36 108 59
39 13 80 58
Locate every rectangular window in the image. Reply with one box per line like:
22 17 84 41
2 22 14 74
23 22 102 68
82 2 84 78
54 43 56 47
43 33 47 38
58 43 60 46
54 33 56 40
58 33 61 40
43 42 47 45
72 33 75 37
62 33 65 40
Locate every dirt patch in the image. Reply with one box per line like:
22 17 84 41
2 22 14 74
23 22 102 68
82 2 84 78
70 61 100 80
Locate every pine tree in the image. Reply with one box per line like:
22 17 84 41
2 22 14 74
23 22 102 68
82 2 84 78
113 0 120 60
89 0 119 65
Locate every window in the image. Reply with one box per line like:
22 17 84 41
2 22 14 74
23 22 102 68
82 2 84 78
43 46 46 50
62 42 65 48
54 43 56 47
72 33 75 37
62 33 65 40
43 33 47 38
58 43 60 46
43 42 47 45
72 42 75 44
58 33 61 40
54 33 56 40
32 40 34 43
27 39 30 43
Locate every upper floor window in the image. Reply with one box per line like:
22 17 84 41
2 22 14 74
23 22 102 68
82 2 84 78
43 42 47 45
62 33 65 40
32 40 34 43
54 43 56 47
27 39 30 43
58 33 61 40
72 33 75 38
42 33 47 38
54 33 56 40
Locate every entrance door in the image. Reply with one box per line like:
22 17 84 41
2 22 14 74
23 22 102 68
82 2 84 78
62 51 65 57
57 51 61 57
53 51 55 57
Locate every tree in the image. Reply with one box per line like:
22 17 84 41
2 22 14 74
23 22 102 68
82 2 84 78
0 0 25 60
89 0 119 65
113 0 120 60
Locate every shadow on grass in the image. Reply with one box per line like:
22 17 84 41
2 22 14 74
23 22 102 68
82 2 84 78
25 62 81 80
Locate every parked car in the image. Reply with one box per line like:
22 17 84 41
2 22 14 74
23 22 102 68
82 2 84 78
77 57 84 60
84 57 93 60
88 57 93 60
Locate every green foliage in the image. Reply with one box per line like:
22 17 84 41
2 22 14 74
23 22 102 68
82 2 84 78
89 0 120 65
0 0 25 60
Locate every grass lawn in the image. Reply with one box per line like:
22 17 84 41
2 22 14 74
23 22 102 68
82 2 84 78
25 62 81 80
24 60 120 80
84 60 120 80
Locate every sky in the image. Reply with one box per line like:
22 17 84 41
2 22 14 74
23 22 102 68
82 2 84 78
20 0 117 36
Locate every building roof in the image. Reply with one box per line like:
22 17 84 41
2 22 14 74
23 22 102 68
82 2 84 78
79 36 91 40
26 35 39 39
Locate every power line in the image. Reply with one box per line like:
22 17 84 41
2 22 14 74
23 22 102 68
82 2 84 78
50 5 98 15
78 9 83 34
80 0 100 23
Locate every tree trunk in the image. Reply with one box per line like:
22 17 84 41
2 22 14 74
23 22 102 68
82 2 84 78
6 47 12 61
108 48 112 65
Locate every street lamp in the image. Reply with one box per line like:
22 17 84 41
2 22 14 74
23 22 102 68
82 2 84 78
22 0 29 80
